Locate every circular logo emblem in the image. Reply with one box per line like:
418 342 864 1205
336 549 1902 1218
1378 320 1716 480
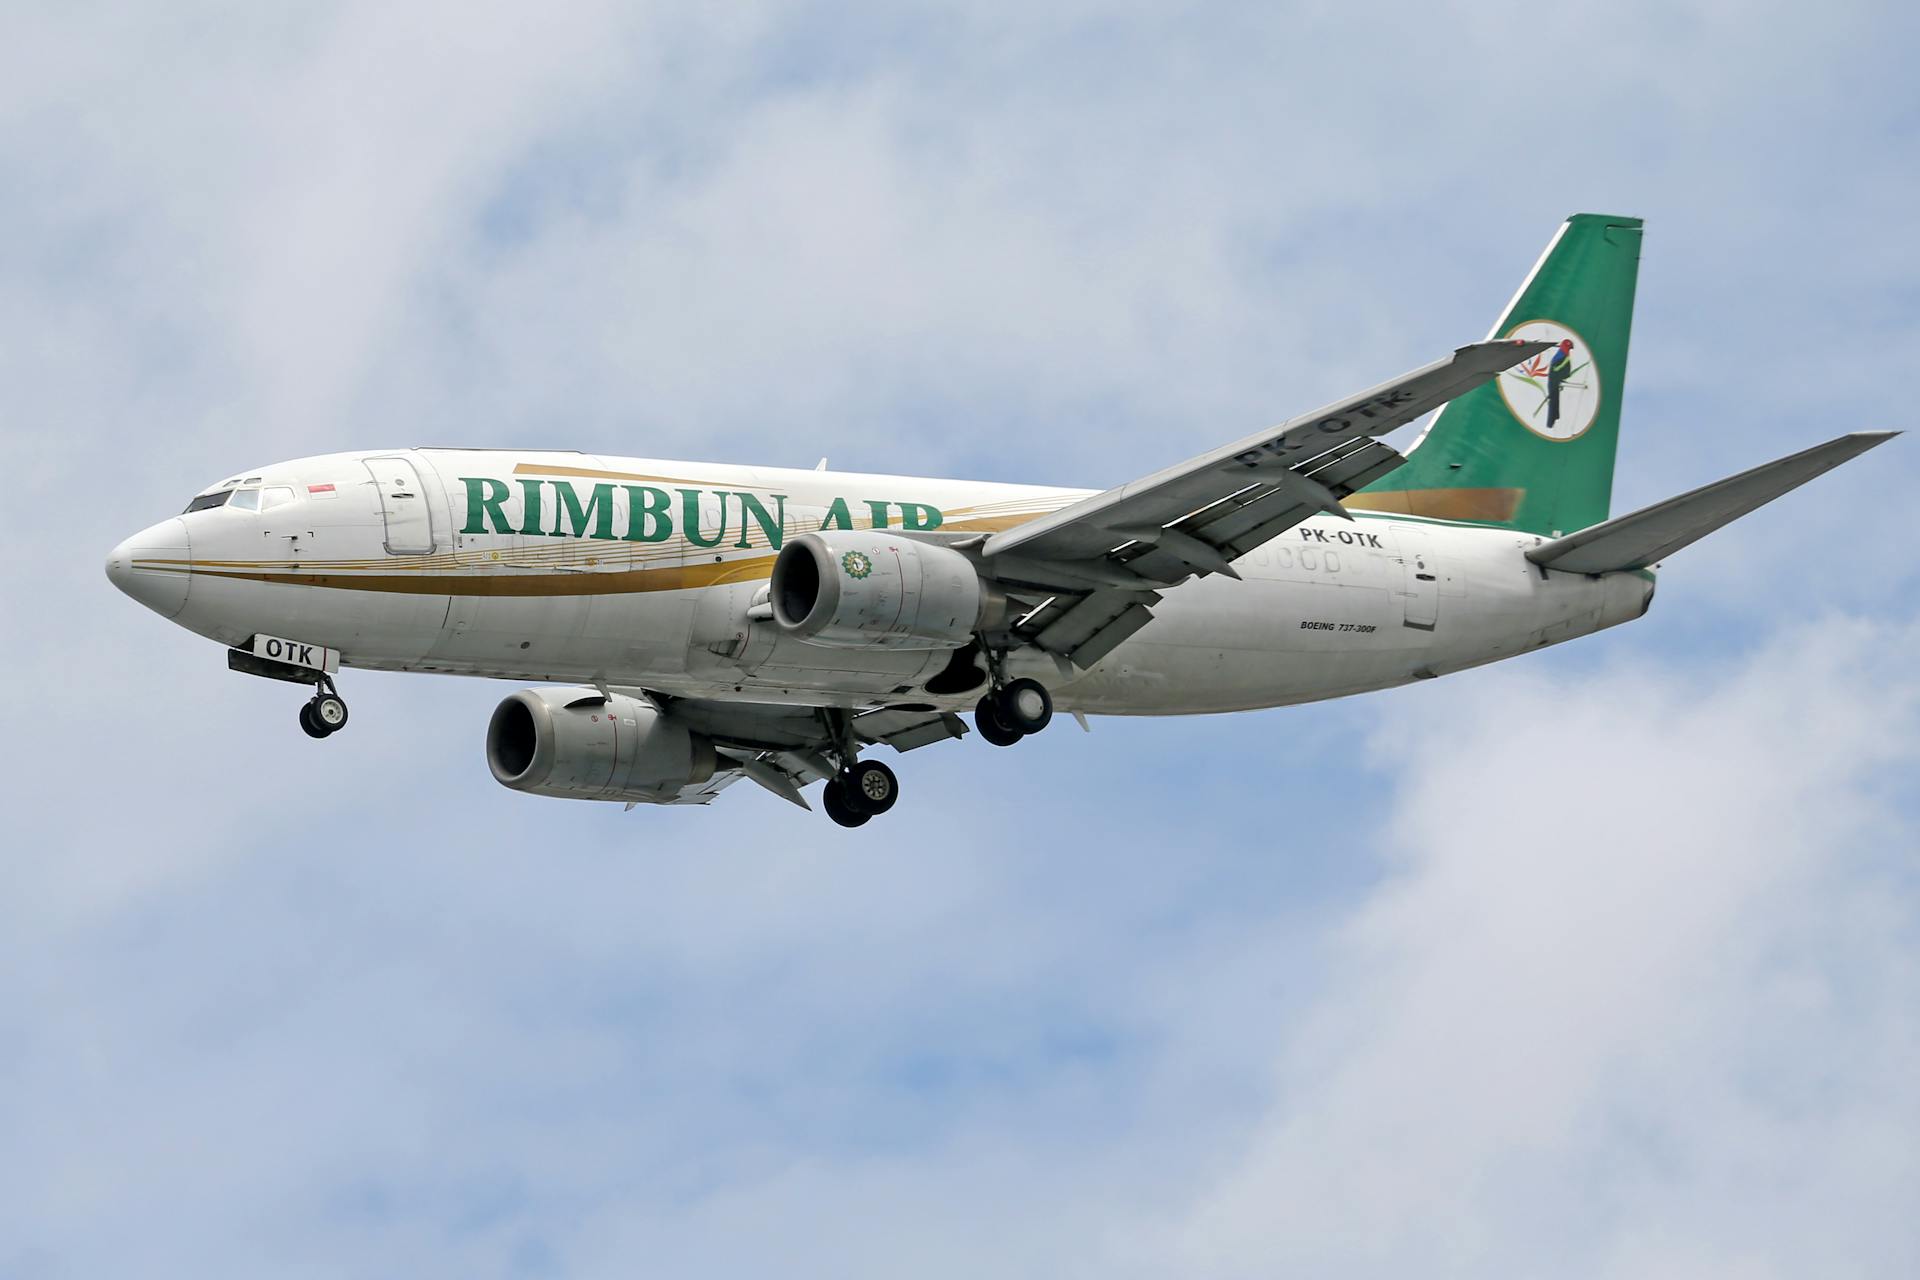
840 550 873 580
1497 319 1601 442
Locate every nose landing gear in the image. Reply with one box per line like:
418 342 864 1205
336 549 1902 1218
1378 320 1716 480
298 677 350 739
225 642 351 741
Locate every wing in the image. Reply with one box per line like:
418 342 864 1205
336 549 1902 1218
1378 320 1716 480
638 694 968 810
978 339 1548 667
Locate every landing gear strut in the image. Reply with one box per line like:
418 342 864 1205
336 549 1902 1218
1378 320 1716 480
974 673 1054 748
818 712 901 828
298 676 350 739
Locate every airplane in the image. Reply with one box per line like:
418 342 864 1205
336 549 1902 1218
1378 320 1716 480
105 214 1896 827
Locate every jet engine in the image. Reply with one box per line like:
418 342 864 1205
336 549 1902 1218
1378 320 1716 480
769 530 1003 649
485 687 717 804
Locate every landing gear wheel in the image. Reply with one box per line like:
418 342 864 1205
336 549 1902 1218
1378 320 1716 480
846 760 899 816
310 692 349 734
995 677 1053 735
821 778 871 828
974 693 1025 747
298 701 329 739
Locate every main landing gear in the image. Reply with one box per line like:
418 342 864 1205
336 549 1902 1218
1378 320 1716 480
297 676 350 740
817 709 902 829
812 668 1055 828
821 759 899 829
974 676 1053 748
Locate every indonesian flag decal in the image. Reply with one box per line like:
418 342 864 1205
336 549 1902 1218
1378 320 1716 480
307 483 337 497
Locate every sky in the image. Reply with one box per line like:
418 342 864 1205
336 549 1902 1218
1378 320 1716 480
2 3 1917 1276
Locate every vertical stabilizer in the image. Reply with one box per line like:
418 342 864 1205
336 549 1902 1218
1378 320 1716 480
1352 214 1643 536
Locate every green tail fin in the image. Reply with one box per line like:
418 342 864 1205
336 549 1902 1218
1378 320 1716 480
1353 213 1643 536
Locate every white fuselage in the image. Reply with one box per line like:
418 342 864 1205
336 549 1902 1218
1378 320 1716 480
109 448 1654 714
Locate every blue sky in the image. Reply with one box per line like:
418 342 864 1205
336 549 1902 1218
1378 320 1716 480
2 4 1917 1276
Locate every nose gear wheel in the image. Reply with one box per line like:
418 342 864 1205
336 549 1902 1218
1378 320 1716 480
298 677 349 739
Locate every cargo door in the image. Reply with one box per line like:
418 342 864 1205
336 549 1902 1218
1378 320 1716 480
1393 525 1440 631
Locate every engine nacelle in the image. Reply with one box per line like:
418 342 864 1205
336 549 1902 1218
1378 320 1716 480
485 688 717 804
769 530 1000 649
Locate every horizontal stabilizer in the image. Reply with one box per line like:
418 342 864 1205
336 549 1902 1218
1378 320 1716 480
1526 431 1898 574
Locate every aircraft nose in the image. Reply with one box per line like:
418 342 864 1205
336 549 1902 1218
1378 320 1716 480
105 517 192 619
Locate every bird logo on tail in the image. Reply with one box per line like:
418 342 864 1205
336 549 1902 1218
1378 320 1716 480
1498 320 1601 441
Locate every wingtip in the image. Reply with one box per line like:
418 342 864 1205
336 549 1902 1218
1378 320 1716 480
1840 429 1901 449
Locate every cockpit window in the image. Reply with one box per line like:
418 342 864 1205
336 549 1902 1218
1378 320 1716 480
185 483 293 514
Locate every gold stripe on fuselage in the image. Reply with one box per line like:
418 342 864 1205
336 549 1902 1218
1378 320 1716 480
130 555 780 596
511 461 719 487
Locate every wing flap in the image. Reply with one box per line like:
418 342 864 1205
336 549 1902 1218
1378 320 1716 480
853 707 969 752
1527 431 1897 574
983 339 1547 565
1062 601 1155 668
1029 588 1162 661
714 747 813 809
654 771 744 806
1114 437 1403 576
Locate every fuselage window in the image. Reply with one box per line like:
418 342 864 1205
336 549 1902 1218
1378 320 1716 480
1301 548 1318 570
229 488 261 512
1324 550 1341 573
1275 547 1294 568
184 491 232 513
259 486 296 510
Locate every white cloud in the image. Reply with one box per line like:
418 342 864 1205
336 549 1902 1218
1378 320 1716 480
18 618 1906 1280
1156 618 1920 1279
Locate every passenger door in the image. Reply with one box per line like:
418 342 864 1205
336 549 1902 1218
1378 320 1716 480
364 455 436 554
